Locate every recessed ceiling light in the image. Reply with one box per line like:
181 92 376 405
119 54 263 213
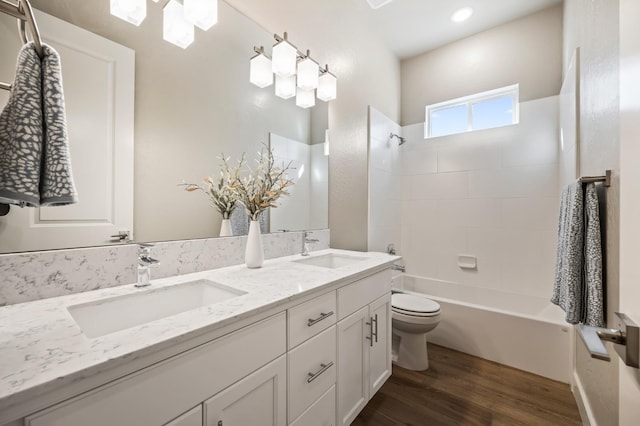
366 0 394 10
451 7 473 23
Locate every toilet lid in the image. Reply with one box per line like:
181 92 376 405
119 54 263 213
392 293 440 316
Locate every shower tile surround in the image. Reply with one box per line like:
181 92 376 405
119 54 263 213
369 97 560 299
0 229 330 306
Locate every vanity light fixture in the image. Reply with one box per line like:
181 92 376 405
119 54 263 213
110 0 147 26
163 0 194 49
297 51 319 90
184 0 217 31
317 66 337 102
111 0 218 49
250 32 337 108
272 33 298 77
295 87 316 109
275 74 297 99
250 47 273 88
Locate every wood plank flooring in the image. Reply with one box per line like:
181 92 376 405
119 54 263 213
353 344 582 426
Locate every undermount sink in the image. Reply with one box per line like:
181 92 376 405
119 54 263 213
67 279 247 338
294 253 367 269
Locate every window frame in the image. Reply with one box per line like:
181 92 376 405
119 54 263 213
424 84 520 139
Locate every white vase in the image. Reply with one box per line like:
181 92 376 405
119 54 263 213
219 218 232 237
245 220 264 268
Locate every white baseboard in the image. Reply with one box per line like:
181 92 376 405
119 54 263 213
572 370 596 426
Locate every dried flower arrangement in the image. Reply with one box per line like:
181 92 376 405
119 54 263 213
223 146 294 221
180 171 238 219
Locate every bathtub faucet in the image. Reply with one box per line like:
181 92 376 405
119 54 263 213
391 264 405 272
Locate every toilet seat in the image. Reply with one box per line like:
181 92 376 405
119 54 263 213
392 293 440 317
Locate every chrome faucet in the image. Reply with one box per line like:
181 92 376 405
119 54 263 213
391 264 405 272
301 231 319 256
137 243 160 288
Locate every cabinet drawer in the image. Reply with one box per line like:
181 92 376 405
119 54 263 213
288 326 336 422
165 405 203 426
289 385 335 426
288 290 336 349
337 269 391 320
26 313 286 426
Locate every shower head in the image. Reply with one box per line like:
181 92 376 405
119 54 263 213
390 133 406 146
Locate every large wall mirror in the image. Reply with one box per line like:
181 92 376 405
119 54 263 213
0 0 329 254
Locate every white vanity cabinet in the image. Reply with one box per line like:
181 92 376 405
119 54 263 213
24 313 287 426
336 270 392 426
203 356 287 426
286 290 337 425
13 264 394 426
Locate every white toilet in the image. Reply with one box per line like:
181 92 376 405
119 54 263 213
391 292 441 371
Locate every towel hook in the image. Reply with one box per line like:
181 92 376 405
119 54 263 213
17 0 43 58
0 0 44 91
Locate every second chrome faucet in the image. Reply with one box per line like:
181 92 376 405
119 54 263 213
137 243 160 287
302 231 319 256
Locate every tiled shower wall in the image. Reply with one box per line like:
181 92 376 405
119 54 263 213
399 96 560 298
368 107 402 253
0 229 330 306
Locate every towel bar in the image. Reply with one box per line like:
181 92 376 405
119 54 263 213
577 312 639 368
581 170 611 187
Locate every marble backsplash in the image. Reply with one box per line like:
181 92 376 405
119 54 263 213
0 229 330 307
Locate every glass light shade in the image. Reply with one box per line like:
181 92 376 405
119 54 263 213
275 75 296 99
297 57 319 90
163 0 195 49
272 40 297 77
317 72 337 102
110 0 146 26
296 87 315 109
184 0 218 31
250 54 273 88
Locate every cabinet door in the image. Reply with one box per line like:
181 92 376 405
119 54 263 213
204 355 286 426
165 405 203 426
368 294 392 396
336 306 370 426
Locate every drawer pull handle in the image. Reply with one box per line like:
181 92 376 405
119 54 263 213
307 361 334 383
372 314 379 343
307 311 334 327
365 320 373 347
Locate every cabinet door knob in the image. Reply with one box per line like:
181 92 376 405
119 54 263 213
365 320 373 347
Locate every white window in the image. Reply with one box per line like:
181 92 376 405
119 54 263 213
425 84 519 138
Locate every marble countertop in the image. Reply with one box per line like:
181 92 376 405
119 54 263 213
0 249 399 418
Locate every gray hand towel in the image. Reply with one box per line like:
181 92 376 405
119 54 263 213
0 42 77 207
552 181 604 327
552 181 584 324
583 183 604 327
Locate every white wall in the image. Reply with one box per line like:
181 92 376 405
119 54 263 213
399 97 559 298
401 5 563 126
368 107 402 253
563 1 621 424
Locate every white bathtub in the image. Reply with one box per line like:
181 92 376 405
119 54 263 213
392 274 572 383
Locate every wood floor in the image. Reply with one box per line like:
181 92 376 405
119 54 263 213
353 344 582 426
